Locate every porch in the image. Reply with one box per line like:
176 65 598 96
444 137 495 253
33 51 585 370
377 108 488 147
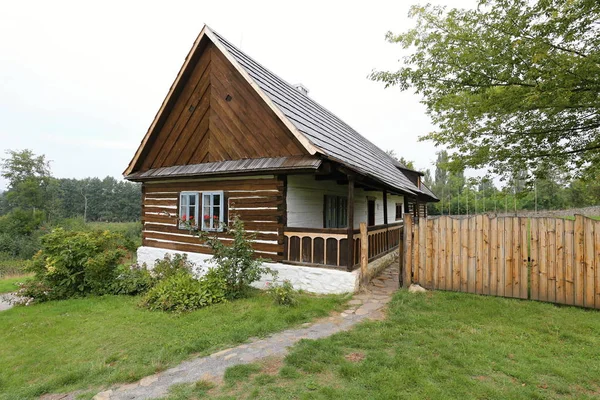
282 221 403 270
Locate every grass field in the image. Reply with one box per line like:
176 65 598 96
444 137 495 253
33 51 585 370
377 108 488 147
165 290 600 399
0 275 31 294
0 292 345 400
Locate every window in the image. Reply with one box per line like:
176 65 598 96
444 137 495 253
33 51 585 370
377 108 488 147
202 191 224 231
324 195 348 228
179 192 199 228
395 203 403 221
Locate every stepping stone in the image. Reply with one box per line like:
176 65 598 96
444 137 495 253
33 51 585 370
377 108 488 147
224 353 238 360
210 348 232 358
348 299 363 305
140 375 159 387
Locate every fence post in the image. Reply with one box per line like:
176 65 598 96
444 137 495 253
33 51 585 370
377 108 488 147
402 213 414 287
360 222 368 286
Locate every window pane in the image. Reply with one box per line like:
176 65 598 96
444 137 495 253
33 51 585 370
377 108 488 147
213 194 221 207
189 195 196 206
213 206 221 229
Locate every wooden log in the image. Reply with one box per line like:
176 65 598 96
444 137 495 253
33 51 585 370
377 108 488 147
347 177 355 271
594 220 600 309
512 217 521 298
360 223 368 286
476 215 484 295
439 216 447 290
489 217 498 297
413 223 421 284
432 217 440 290
419 217 427 287
574 215 585 307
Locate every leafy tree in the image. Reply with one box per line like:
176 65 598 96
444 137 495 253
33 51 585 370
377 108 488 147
371 0 600 179
385 149 416 170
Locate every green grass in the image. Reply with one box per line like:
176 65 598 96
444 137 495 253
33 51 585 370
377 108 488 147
0 275 31 294
169 290 600 399
0 291 345 400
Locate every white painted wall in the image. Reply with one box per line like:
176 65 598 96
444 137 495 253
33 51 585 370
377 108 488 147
286 174 404 229
136 246 359 294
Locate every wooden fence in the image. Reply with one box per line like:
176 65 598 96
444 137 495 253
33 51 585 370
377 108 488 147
402 214 600 309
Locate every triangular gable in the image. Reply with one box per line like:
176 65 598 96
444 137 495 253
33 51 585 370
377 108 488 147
125 26 318 176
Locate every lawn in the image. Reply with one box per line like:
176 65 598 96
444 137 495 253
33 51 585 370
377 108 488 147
0 275 31 294
0 291 345 400
166 290 600 399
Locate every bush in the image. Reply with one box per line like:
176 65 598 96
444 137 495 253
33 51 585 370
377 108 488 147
266 279 298 306
140 270 227 313
111 263 155 295
152 253 194 280
24 228 130 301
201 217 274 299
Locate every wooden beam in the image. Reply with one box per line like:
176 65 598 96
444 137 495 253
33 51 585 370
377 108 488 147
383 189 389 251
347 176 355 271
360 222 368 286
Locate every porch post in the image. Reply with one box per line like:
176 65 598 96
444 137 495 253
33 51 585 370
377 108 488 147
347 176 355 271
383 189 388 251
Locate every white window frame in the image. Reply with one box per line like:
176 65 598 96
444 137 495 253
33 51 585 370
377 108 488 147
179 191 199 229
201 191 225 232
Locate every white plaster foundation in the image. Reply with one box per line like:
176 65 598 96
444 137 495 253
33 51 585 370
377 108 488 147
136 246 360 295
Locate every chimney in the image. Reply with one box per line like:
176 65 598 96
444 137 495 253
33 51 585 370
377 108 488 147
293 83 309 95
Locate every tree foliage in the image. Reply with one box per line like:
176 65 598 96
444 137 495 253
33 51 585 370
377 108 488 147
371 0 600 179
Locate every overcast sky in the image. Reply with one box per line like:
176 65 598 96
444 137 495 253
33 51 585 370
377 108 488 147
0 0 473 190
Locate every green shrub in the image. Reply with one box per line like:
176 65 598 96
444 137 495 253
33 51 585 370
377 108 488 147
140 270 227 313
266 279 298 306
152 253 194 280
200 217 274 299
24 228 130 301
111 263 155 295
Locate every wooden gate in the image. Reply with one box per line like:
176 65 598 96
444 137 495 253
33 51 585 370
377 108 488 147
401 214 600 309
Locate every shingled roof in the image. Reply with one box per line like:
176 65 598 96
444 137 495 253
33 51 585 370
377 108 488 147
125 25 437 201
209 28 435 199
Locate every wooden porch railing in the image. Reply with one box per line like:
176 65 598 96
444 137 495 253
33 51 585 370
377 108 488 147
283 222 403 269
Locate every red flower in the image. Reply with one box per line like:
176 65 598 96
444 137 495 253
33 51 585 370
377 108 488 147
189 216 194 220
203 214 210 221
181 215 187 221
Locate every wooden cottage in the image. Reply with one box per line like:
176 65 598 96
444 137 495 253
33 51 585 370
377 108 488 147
124 25 438 293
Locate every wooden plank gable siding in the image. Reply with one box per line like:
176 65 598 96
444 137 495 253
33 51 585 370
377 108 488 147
139 41 306 172
141 176 285 260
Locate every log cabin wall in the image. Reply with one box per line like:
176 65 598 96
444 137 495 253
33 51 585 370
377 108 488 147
141 175 285 261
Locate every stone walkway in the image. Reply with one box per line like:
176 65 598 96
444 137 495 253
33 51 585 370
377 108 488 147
78 266 398 400
0 293 16 311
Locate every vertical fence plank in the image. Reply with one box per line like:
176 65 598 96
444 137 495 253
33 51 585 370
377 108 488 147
419 216 427 287
530 218 539 301
574 215 585 307
476 215 484 294
413 222 420 285
452 218 461 291
594 220 600 309
547 218 557 304
468 216 477 293
504 217 514 298
538 218 548 302
512 217 521 297
426 219 434 289
432 218 440 290
482 215 490 295
438 217 446 290
584 217 595 308
403 214 413 287
460 218 469 292
497 218 506 297
520 218 529 299
564 219 575 305
555 219 565 304
446 217 453 291
490 217 498 296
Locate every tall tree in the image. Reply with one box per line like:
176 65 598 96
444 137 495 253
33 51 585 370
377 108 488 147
371 0 600 179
